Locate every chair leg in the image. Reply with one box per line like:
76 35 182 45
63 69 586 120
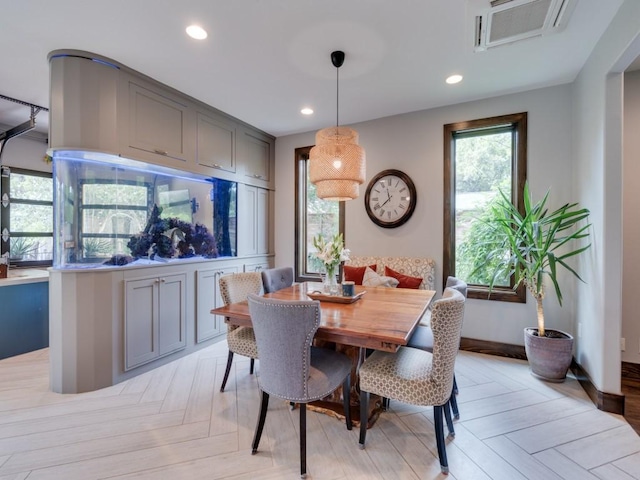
300 403 307 478
449 381 460 420
220 351 234 392
252 391 269 454
359 390 369 448
453 375 459 395
250 358 255 375
433 405 449 475
342 374 352 430
443 399 455 437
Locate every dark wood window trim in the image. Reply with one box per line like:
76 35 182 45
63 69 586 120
294 146 345 283
443 112 527 303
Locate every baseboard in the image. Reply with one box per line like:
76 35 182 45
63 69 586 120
459 337 527 360
622 361 640 382
569 361 625 415
460 337 625 415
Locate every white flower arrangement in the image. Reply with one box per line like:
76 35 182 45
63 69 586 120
312 233 350 273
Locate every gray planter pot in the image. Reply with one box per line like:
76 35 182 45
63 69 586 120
523 327 574 382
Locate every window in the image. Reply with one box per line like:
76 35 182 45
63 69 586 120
79 180 151 260
294 146 345 282
0 167 53 267
443 112 527 302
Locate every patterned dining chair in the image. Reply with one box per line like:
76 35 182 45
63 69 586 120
261 266 294 293
358 287 466 475
247 294 352 479
407 276 467 419
218 272 263 392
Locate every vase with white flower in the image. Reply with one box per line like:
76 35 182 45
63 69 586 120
313 233 350 295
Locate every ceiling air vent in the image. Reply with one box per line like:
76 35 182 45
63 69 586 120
474 0 575 51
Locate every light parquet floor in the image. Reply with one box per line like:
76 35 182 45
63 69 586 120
0 342 639 479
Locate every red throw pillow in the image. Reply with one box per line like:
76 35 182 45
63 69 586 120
384 266 422 289
343 264 377 285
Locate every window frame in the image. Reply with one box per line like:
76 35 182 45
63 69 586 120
0 166 53 268
294 146 345 283
443 112 528 303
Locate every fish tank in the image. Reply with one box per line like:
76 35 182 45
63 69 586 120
51 150 237 268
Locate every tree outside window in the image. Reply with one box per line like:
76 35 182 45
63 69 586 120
443 113 527 302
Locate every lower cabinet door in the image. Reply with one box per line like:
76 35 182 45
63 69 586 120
196 266 239 343
125 276 160 370
158 273 187 355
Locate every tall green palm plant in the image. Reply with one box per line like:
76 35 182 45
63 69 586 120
483 183 591 337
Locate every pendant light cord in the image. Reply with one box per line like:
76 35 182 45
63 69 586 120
336 64 340 128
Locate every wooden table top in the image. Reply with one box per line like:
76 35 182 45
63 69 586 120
211 282 436 352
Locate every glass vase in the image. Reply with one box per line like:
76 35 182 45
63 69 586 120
323 265 339 295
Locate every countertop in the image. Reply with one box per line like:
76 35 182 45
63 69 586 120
0 268 49 287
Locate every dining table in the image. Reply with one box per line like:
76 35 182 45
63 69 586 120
211 281 436 427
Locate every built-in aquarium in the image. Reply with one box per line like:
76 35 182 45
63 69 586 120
51 151 237 268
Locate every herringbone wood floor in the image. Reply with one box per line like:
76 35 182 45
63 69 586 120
0 341 639 479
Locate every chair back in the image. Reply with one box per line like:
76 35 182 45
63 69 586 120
429 287 465 402
247 294 320 401
219 272 263 305
445 276 468 298
261 267 294 293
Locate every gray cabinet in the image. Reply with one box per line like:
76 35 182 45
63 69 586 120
196 266 239 343
238 126 273 185
123 78 192 166
124 272 186 370
196 112 236 173
238 184 270 256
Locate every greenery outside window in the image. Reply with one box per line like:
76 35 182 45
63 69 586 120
294 146 345 282
0 167 53 267
443 112 527 302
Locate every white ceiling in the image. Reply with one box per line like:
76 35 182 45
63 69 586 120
0 0 625 138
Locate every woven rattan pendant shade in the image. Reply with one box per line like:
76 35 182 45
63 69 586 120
309 126 366 200
309 51 366 201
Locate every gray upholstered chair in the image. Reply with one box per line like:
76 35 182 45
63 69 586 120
218 272 263 392
407 276 467 419
358 288 466 475
260 266 294 293
247 294 352 479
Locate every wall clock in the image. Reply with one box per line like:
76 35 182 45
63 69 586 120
364 169 417 228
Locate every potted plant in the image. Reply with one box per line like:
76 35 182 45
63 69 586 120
9 237 38 261
480 183 591 381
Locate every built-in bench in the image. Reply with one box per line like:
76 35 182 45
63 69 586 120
344 256 436 290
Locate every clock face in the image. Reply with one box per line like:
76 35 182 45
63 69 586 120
364 169 417 228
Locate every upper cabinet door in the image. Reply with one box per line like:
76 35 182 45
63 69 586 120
196 112 236 173
126 80 191 163
238 127 273 186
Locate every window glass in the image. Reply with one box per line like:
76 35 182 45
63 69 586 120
443 113 527 302
1 167 54 266
294 146 344 281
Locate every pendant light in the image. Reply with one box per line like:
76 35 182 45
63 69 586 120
309 51 366 201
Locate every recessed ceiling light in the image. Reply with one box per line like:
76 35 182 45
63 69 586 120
186 25 207 40
446 74 463 85
301 107 314 115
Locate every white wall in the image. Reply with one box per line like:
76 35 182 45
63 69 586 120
622 70 640 364
275 84 575 347
0 130 50 173
572 0 640 393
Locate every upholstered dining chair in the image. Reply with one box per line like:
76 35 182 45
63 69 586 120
407 276 467 419
261 266 294 293
358 288 466 475
247 294 352 479
218 272 263 392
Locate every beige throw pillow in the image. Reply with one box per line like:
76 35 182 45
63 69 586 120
362 266 400 288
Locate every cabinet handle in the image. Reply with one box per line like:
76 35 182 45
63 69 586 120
160 278 166 283
253 174 263 179
154 279 160 284
154 149 169 156
213 163 221 168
